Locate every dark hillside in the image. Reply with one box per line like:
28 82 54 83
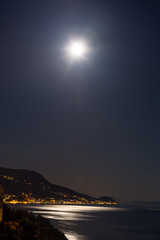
0 167 92 200
0 167 118 204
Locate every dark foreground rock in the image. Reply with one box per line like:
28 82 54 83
0 205 67 240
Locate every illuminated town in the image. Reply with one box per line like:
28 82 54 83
1 170 118 206
4 193 117 205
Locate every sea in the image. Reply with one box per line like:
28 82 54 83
16 204 160 240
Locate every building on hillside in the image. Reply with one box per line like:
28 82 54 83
0 182 4 222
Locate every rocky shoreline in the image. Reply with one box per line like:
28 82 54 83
0 205 67 240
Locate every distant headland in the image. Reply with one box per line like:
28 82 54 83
0 167 118 205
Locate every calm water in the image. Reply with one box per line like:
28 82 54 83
17 205 160 240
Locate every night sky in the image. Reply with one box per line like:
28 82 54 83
1 0 160 202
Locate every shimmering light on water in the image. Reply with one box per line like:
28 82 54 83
26 205 123 221
23 205 123 240
25 204 123 212
65 233 86 240
32 210 90 221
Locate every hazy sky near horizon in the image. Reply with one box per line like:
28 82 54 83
1 0 160 202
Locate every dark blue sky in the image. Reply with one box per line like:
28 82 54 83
0 0 160 202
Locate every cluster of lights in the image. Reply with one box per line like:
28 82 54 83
4 193 117 205
2 174 118 205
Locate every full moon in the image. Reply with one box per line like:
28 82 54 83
65 40 88 59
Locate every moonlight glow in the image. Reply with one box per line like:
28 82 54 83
65 40 88 59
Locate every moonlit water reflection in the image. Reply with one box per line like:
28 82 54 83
18 205 160 240
23 205 121 240
65 233 84 240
